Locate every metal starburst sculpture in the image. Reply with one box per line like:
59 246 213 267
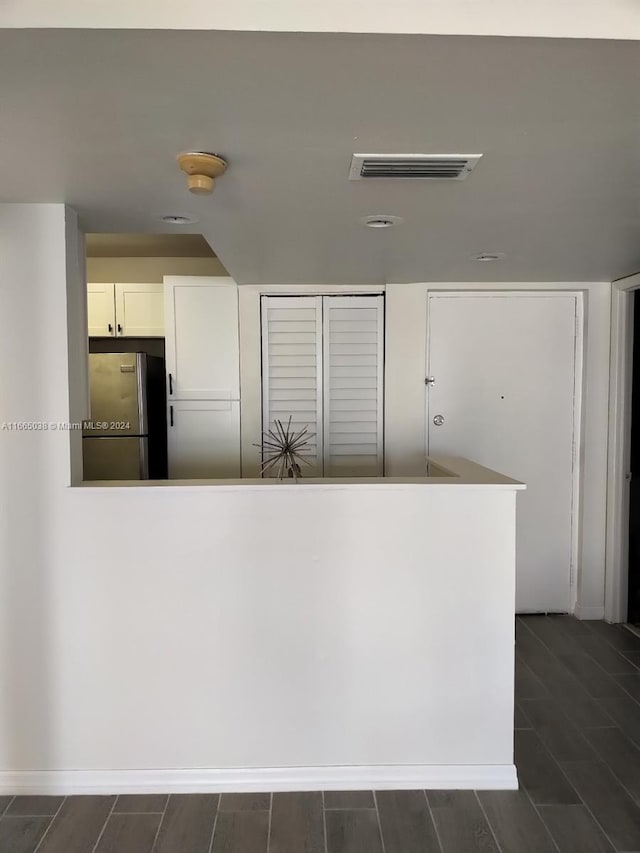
254 416 315 480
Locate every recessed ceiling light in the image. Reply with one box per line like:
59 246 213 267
360 214 404 229
471 252 506 262
157 214 200 225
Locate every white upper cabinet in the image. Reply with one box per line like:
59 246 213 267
164 276 240 400
87 282 164 337
115 283 164 337
87 283 116 337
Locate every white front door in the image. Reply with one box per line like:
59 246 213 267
426 292 580 613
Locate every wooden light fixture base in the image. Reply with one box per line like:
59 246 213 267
177 152 228 195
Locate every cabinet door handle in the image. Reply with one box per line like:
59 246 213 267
117 323 123 335
108 323 113 334
170 405 174 427
168 373 173 395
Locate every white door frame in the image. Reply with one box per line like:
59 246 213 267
425 289 584 614
605 272 640 622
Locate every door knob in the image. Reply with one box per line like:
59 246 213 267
433 415 445 426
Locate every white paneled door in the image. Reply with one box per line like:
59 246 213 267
167 400 241 479
426 293 580 613
165 277 240 400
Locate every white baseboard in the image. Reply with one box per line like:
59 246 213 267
0 764 518 795
574 604 605 620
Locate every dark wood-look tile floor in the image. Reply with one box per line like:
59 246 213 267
4 616 640 852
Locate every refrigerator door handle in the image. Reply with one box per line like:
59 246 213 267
168 373 173 395
136 353 148 436
170 405 174 427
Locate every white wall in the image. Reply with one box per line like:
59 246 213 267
86 256 227 283
1 0 638 40
0 205 74 772
0 205 517 790
385 282 612 619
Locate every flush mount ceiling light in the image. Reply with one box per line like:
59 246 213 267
472 252 506 262
360 214 404 229
157 213 200 225
177 151 228 195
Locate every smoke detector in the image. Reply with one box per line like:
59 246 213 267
177 152 228 195
349 154 482 181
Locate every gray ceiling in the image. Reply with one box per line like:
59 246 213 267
0 29 639 283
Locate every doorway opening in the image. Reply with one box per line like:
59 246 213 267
82 232 220 482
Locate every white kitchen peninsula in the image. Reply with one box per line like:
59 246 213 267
13 456 526 795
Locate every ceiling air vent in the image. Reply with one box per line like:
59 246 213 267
348 153 482 181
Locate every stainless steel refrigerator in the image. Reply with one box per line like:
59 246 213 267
83 353 166 480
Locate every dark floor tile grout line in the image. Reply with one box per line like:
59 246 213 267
518 778 563 853
321 791 329 853
584 618 640 657
518 772 564 853
553 761 633 850
2 813 69 819
264 792 273 853
516 655 548 690
0 796 14 816
605 678 640 718
110 810 167 815
371 791 387 853
560 753 640 818
518 696 598 757
620 650 640 669
323 805 377 811
89 796 117 853
204 794 221 853
517 700 589 797
473 790 505 853
517 619 570 666
421 790 444 853
149 792 172 853
31 796 67 853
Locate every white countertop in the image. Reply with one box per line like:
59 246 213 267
78 456 526 490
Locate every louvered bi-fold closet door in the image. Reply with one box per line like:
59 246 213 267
323 295 384 476
261 296 323 476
